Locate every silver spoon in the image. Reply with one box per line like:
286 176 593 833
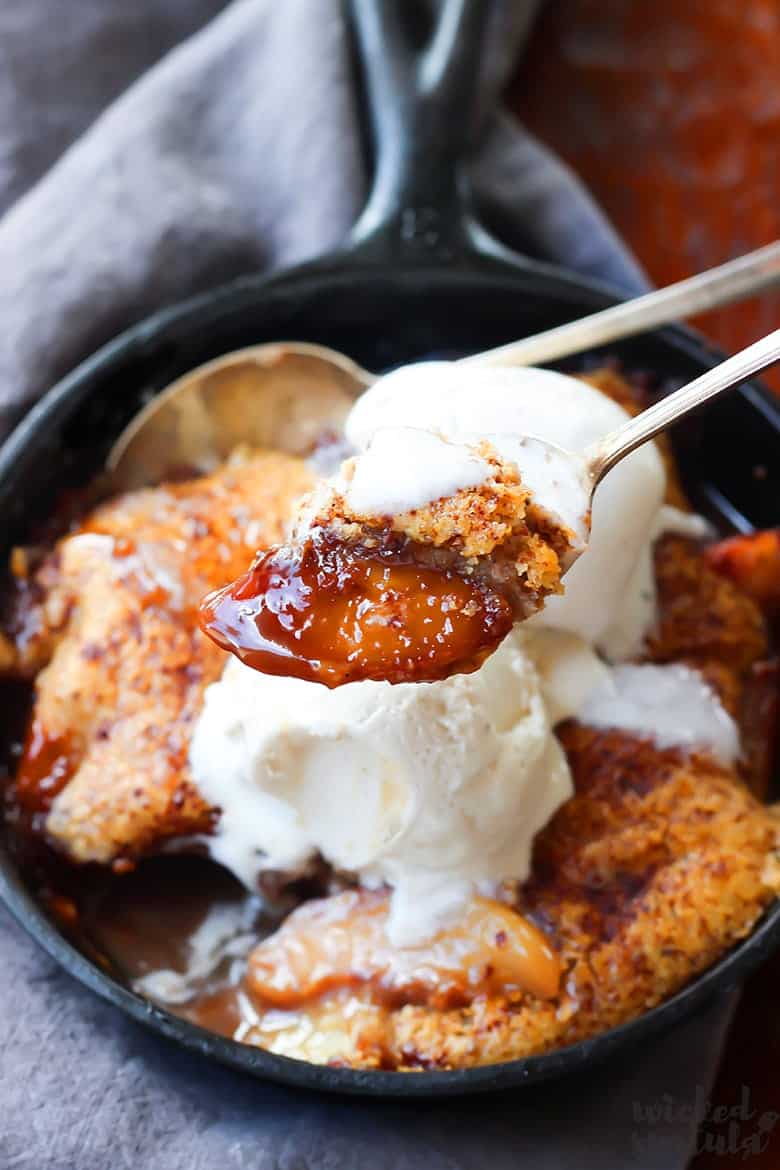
107 241 780 492
519 327 780 565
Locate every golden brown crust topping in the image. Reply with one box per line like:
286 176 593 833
7 451 314 861
332 441 534 560
650 534 767 675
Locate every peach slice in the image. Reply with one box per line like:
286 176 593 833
247 890 560 1011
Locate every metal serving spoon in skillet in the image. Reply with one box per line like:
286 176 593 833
107 241 780 492
196 327 780 690
533 324 780 543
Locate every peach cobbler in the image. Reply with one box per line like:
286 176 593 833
1 360 778 1072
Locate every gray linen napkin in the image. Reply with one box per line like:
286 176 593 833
0 2 728 1167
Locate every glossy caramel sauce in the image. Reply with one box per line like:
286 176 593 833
199 530 513 687
63 857 272 1037
14 718 77 823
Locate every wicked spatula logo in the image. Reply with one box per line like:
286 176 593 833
632 1085 779 1159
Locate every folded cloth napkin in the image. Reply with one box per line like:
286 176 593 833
0 2 729 1167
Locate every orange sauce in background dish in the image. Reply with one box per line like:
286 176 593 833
511 0 780 393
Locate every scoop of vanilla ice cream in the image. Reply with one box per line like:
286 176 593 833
190 629 572 946
579 662 740 765
347 362 666 657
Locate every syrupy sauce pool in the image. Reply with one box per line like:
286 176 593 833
0 678 287 1040
76 856 279 1039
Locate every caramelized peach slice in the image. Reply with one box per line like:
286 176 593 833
199 533 512 687
247 890 561 1010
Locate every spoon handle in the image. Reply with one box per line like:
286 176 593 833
466 241 780 369
586 328 780 485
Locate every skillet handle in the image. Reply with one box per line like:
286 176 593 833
348 0 492 260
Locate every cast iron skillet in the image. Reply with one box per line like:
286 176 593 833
0 0 778 1098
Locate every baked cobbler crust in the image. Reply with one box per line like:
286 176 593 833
4 450 313 861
